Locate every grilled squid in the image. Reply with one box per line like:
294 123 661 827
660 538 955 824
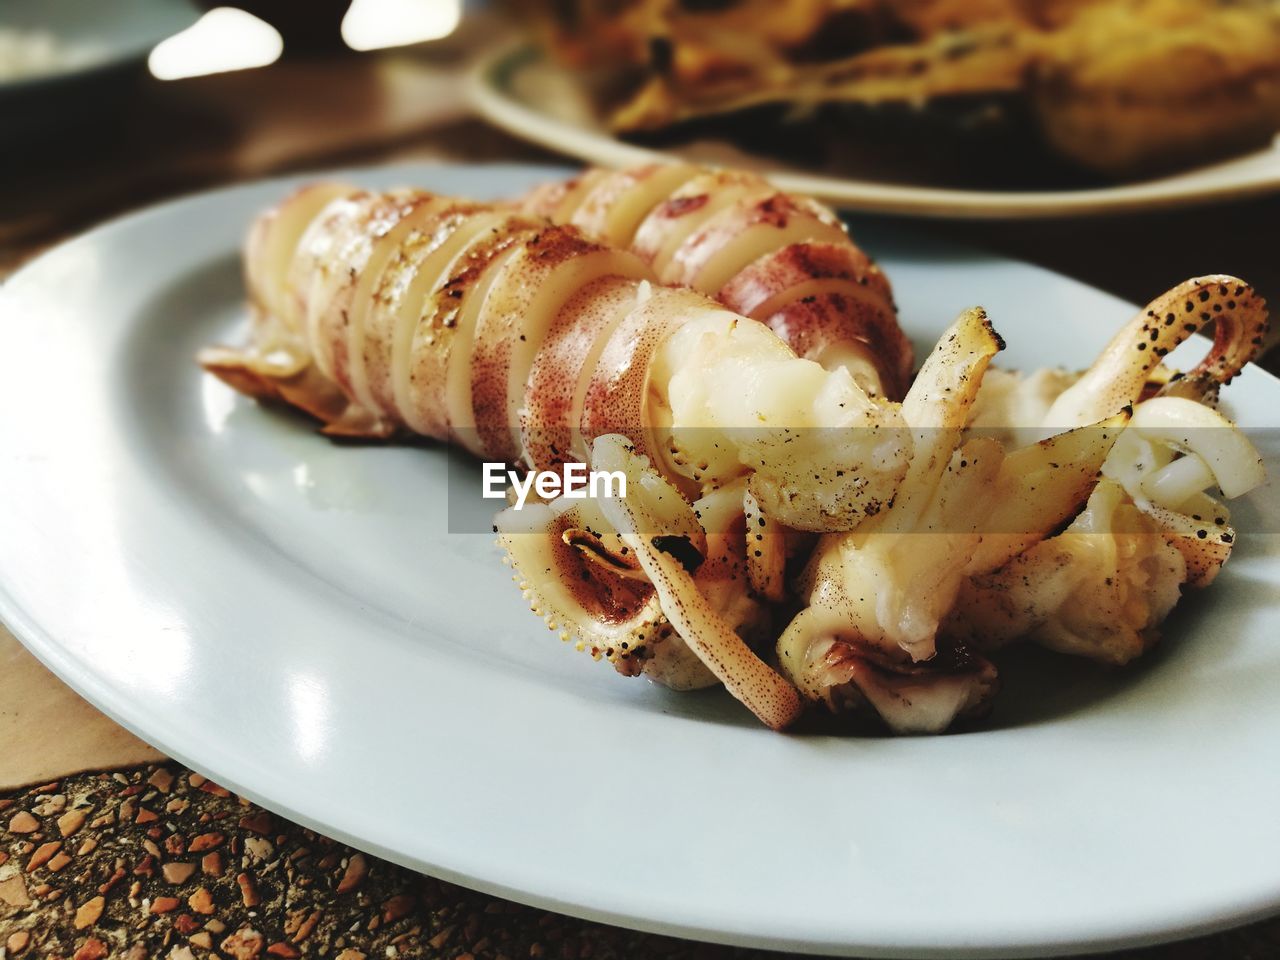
960 284 1269 652
206 165 1270 735
779 276 1268 731
201 175 914 729
520 164 913 401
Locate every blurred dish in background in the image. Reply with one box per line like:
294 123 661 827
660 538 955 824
471 40 1280 218
516 0 1280 181
474 0 1280 215
0 0 198 146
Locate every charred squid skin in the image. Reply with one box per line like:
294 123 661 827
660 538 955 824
244 181 358 335
402 222 510 444
519 169 611 224
304 191 412 394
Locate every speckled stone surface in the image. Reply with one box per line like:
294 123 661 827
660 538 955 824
2 765 1279 960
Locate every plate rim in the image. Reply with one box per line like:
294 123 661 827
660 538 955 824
0 0 200 93
3 161 1280 958
468 42 1280 220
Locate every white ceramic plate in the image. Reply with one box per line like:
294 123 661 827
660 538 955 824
2 162 1279 959
469 44 1280 220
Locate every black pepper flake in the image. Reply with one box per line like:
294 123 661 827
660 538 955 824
652 535 703 573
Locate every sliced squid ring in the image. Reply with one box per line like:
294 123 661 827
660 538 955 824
496 499 666 667
1128 396 1265 501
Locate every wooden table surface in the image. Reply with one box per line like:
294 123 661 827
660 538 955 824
2 44 1278 960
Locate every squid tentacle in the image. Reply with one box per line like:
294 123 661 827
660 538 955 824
1045 275 1268 428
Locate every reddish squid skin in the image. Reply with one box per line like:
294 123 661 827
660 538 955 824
520 276 639 475
468 225 616 462
524 166 913 401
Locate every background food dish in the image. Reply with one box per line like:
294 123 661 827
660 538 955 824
3 162 1279 957
471 43 1280 218
511 0 1280 184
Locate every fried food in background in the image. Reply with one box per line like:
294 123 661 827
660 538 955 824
1034 0 1280 176
521 0 1280 181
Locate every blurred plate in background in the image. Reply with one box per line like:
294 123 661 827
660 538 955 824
470 43 1280 220
0 0 199 145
